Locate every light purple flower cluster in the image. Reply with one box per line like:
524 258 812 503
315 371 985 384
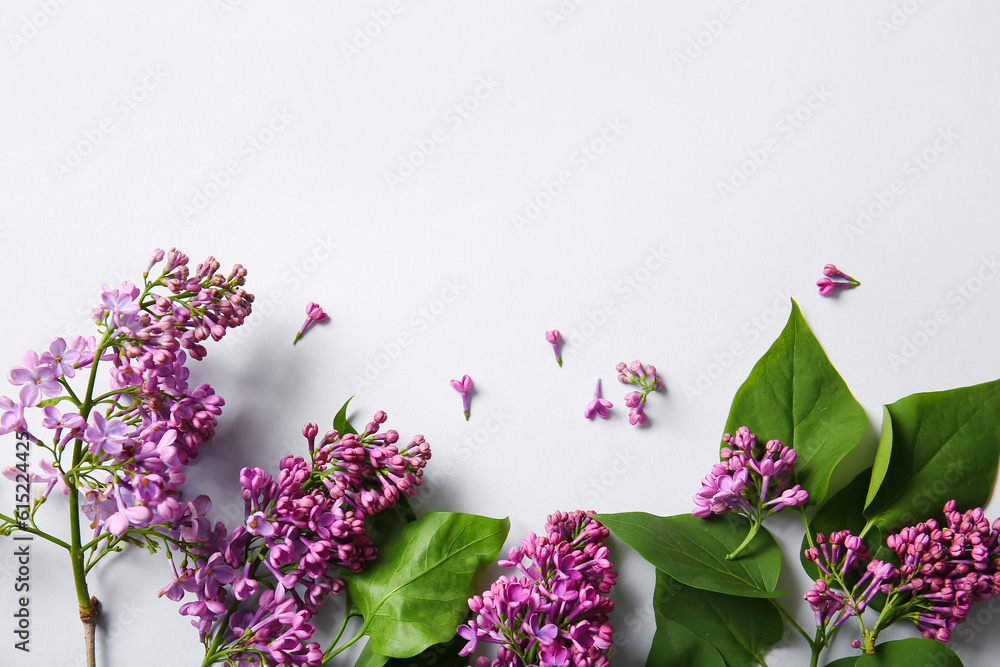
162 412 431 666
885 500 1000 642
617 360 663 426
803 530 892 632
1 249 251 541
692 426 807 519
457 510 616 667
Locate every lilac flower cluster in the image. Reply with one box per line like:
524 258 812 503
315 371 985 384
1 249 251 542
885 500 1000 642
617 360 663 426
162 412 431 666
692 426 808 519
457 510 616 667
803 530 893 633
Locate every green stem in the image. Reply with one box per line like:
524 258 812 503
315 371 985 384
800 506 815 550
322 628 366 664
0 512 71 550
727 515 762 560
809 626 825 667
768 598 815 649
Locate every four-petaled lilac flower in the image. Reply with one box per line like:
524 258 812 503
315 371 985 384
545 330 563 367
584 378 612 420
451 375 473 420
246 511 275 537
41 405 85 431
196 553 237 598
100 282 142 328
105 485 153 536
293 302 329 345
8 350 61 407
84 412 131 456
40 337 82 379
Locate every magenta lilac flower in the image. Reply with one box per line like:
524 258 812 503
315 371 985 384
452 374 474 420
616 360 663 426
583 378 612 420
692 427 807 559
817 264 860 296
161 410 430 666
293 302 329 345
457 511 616 667
545 330 562 367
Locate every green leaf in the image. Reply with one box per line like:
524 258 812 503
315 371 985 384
354 643 389 667
346 512 509 658
651 570 783 667
825 638 963 666
646 613 726 667
724 299 867 505
865 378 1000 535
865 407 893 509
596 512 783 597
36 395 73 408
334 396 359 435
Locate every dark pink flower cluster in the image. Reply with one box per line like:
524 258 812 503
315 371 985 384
457 510 616 667
162 413 431 667
692 426 807 519
886 500 1000 642
617 360 664 426
803 530 891 630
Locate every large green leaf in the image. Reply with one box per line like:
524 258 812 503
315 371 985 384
596 512 783 597
865 407 893 509
346 512 509 658
724 300 867 505
651 570 783 667
646 613 726 667
864 379 1000 535
825 638 963 666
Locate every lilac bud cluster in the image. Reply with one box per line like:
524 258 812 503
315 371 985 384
803 530 894 631
692 426 807 519
885 500 1000 642
616 360 664 426
457 510 616 667
162 412 431 666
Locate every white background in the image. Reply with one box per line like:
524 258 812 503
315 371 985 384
2 1 1000 665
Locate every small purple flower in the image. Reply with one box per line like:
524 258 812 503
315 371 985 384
545 330 563 367
817 266 860 296
246 511 275 537
195 553 237 598
293 302 329 345
0 396 25 435
84 412 131 456
616 359 663 426
41 406 85 431
584 378 612 420
105 485 153 536
8 350 61 407
40 337 82 379
451 375 473 420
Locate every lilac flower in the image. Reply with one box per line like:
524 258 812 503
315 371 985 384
457 511 616 667
40 406 85 431
584 378 613 420
0 396 25 435
692 427 808 558
293 302 329 345
545 330 562 367
817 265 860 296
616 360 663 426
8 350 61 407
451 374 474 420
104 485 153 536
84 412 131 456
246 511 275 537
823 264 860 283
40 337 82 378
